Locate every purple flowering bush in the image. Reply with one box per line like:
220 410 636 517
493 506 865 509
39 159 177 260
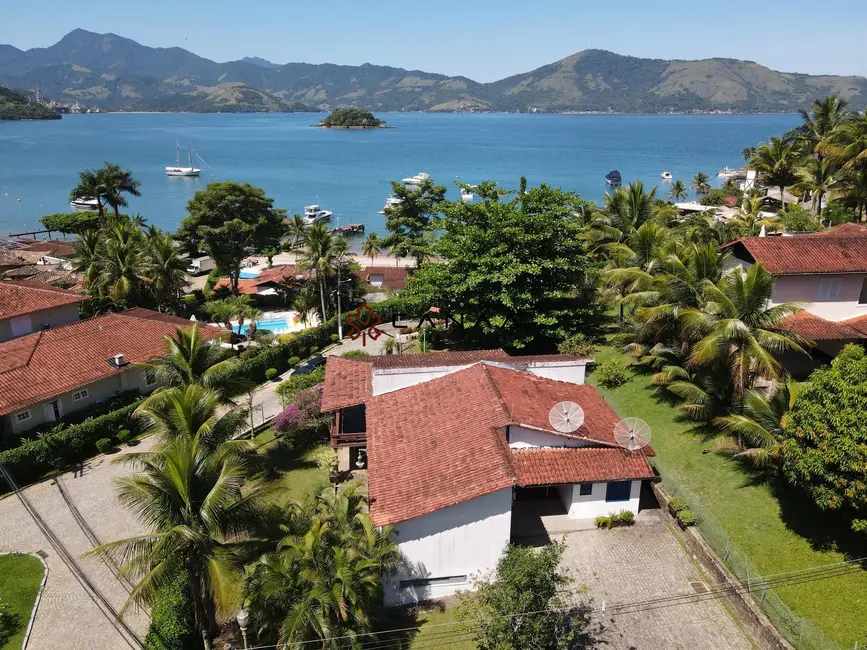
273 385 325 433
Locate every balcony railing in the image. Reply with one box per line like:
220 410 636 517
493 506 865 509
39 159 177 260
330 408 367 448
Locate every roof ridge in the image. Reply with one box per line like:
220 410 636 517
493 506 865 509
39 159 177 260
480 362 513 421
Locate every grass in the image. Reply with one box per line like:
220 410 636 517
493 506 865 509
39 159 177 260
0 554 44 650
409 606 474 649
590 346 867 648
252 429 330 504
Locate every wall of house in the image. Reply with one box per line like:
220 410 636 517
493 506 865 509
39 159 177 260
373 365 473 395
0 303 81 342
525 362 587 385
563 480 642 520
4 369 154 436
771 274 867 321
384 488 513 606
507 425 589 449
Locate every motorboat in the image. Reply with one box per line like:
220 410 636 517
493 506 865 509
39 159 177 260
303 204 333 224
166 143 202 177
661 171 673 181
70 197 100 211
460 187 474 203
717 166 736 180
378 196 403 214
401 172 431 189
605 170 622 187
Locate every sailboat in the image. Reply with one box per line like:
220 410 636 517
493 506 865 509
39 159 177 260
165 143 202 177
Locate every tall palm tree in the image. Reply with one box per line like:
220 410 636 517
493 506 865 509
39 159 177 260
791 157 834 217
73 228 102 290
668 180 688 202
142 229 188 310
299 222 338 323
749 137 802 207
293 284 319 325
789 95 850 160
98 221 146 302
286 214 308 252
361 232 383 264
69 169 106 218
691 172 711 196
87 393 270 650
742 146 757 162
202 299 237 331
827 110 867 171
831 167 867 220
98 162 142 218
605 181 657 234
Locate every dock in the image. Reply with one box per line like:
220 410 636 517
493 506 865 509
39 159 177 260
331 223 365 236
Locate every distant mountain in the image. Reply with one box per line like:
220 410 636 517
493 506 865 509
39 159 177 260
0 86 60 120
1 30 865 114
241 56 282 69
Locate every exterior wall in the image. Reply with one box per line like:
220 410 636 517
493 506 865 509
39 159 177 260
556 484 574 512
384 488 513 606
0 304 81 342
507 425 588 449
770 274 867 321
564 480 642 520
525 363 586 385
373 365 473 395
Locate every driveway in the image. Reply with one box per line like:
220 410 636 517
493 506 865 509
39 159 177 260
554 509 755 650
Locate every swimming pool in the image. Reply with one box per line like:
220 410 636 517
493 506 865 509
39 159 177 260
238 317 290 335
239 269 261 279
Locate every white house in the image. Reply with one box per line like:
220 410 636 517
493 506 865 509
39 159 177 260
320 350 655 606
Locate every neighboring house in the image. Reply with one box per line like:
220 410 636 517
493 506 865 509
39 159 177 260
723 223 867 366
321 350 655 606
18 240 77 259
213 265 309 296
3 264 79 289
360 266 411 292
0 280 83 342
0 248 44 273
0 308 222 440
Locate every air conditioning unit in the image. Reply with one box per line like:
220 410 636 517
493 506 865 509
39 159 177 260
112 353 127 367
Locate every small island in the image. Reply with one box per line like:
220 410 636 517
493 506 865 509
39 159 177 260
318 107 387 129
0 86 61 121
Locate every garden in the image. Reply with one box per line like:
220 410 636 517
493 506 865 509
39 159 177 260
0 553 44 650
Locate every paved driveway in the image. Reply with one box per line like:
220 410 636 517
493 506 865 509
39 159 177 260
556 509 755 650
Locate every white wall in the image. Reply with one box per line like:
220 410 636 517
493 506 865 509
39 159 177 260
373 365 473 395
771 274 867 321
384 488 513 606
525 363 587 385
564 480 641 520
507 425 589 449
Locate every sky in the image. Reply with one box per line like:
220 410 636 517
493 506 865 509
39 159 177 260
3 0 867 82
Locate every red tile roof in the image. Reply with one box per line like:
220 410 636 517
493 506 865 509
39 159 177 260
213 266 308 295
320 356 373 411
841 313 867 336
779 312 866 341
725 229 867 274
21 241 76 258
0 249 43 268
365 362 653 526
0 280 83 321
510 447 656 486
370 349 509 370
362 266 411 290
0 310 223 415
803 223 867 238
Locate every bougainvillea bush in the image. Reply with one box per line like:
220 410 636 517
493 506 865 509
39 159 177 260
273 385 325 433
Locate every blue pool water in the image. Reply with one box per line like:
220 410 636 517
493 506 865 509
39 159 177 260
238 317 290 335
238 269 261 279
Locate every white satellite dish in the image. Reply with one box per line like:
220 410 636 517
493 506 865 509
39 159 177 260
614 417 652 451
548 401 585 433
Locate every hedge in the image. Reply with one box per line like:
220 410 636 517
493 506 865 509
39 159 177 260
144 565 198 650
0 400 141 488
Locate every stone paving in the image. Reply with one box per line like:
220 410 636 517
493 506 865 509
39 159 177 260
555 509 755 650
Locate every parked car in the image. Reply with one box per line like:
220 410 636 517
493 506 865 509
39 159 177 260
292 355 325 375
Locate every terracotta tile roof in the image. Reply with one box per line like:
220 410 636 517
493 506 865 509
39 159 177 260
321 356 373 411
802 223 867 238
779 312 866 341
21 241 76 258
510 447 655 486
505 354 592 364
0 280 83 321
213 265 308 295
0 250 43 268
370 349 509 370
724 232 867 275
841 313 867 336
0 310 222 415
362 266 411 290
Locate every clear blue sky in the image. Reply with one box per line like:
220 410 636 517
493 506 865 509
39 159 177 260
3 0 866 82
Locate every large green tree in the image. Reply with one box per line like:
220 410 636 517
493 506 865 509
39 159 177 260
402 181 600 350
177 182 286 292
382 177 446 267
781 345 867 533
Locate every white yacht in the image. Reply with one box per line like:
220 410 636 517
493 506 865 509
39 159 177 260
378 196 403 214
166 143 202 177
460 187 474 203
401 172 431 189
660 171 673 181
303 204 333 224
70 197 100 211
717 166 736 180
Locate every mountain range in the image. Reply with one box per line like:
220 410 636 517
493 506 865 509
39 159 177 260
2 29 866 114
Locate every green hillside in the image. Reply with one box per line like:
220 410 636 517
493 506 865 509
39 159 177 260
0 86 60 120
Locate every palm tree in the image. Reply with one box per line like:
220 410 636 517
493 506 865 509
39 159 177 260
202 299 237 331
98 162 141 218
137 323 246 399
73 228 102 290
691 172 711 196
668 180 688 202
293 284 319 325
749 137 802 207
714 377 800 466
789 95 850 160
299 222 338 323
142 229 188 310
286 214 308 252
791 157 834 218
605 181 657 234
69 169 106 218
827 110 867 171
88 391 271 650
361 232 383 264
228 295 254 335
98 222 146 302
742 146 757 162
831 167 867 220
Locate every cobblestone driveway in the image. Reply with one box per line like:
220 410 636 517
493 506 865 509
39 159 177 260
558 510 756 650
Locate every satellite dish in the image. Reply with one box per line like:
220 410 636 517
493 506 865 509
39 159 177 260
549 401 585 433
614 417 652 451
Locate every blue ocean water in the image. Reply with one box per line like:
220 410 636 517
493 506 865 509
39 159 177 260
0 112 799 240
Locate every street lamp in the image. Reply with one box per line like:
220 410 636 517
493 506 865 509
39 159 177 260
236 608 250 650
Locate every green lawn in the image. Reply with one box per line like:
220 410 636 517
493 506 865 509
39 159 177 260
409 606 474 649
252 429 330 504
591 347 867 648
0 553 45 650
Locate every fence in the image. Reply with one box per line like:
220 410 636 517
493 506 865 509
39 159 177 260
656 463 845 650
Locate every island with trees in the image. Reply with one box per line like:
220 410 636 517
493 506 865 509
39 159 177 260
0 86 61 121
318 107 386 129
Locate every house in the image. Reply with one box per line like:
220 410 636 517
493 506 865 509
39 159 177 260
0 308 223 439
0 280 83 342
0 249 44 273
213 265 309 296
320 350 655 605
723 223 867 367
361 266 411 292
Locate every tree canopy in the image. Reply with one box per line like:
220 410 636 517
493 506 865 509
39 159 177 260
382 177 447 267
176 182 286 292
320 107 384 128
781 344 867 533
40 211 102 234
401 181 601 351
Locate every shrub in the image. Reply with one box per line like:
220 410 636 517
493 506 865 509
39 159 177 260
557 333 597 358
669 497 688 513
287 356 301 367
310 346 319 354
265 368 279 381
617 510 635 525
341 350 370 358
593 359 629 388
95 438 114 453
0 600 20 647
274 385 325 432
117 429 132 444
275 368 326 406
699 189 727 206
144 565 197 650
330 333 339 343
312 447 339 476
594 515 613 529
677 509 698 527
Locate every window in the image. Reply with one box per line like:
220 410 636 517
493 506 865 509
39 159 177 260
144 372 157 387
10 315 32 338
72 389 89 402
368 274 385 287
399 575 467 590
859 278 867 305
605 481 632 503
15 410 31 423
579 483 593 496
817 278 843 301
